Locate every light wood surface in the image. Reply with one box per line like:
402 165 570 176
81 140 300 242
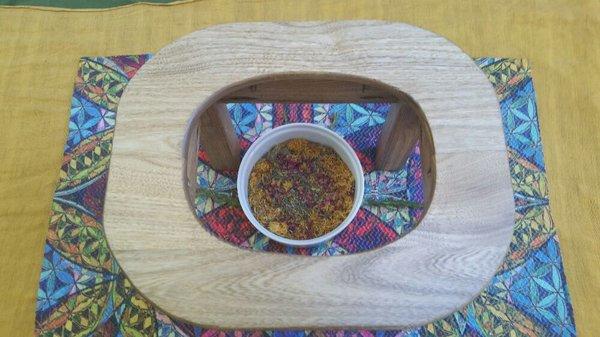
103 21 515 329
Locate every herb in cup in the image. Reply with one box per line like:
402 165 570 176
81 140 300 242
248 138 355 240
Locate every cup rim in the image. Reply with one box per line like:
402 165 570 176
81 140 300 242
236 123 365 247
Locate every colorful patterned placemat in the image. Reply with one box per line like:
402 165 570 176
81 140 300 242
35 55 577 336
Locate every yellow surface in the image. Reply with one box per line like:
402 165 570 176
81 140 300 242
0 0 598 336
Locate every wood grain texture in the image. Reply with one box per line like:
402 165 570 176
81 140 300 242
103 21 515 329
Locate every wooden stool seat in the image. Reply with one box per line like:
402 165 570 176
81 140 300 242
104 21 514 329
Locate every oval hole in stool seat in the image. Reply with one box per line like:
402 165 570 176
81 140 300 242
183 73 436 253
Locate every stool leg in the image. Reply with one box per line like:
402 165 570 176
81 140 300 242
185 120 201 199
418 116 435 207
197 103 241 171
375 102 421 171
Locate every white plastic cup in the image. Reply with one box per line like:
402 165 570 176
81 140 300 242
237 123 365 247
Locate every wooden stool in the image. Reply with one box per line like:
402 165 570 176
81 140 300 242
104 21 514 329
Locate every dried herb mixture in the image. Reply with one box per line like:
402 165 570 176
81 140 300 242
248 138 355 240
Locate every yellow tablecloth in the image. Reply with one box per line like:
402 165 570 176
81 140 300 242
0 1 598 335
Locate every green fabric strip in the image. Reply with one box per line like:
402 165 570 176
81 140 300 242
0 0 179 9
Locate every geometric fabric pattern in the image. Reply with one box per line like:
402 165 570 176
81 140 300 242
35 55 576 336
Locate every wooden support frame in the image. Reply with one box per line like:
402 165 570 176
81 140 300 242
197 103 241 170
196 78 424 180
221 79 399 103
375 102 422 171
